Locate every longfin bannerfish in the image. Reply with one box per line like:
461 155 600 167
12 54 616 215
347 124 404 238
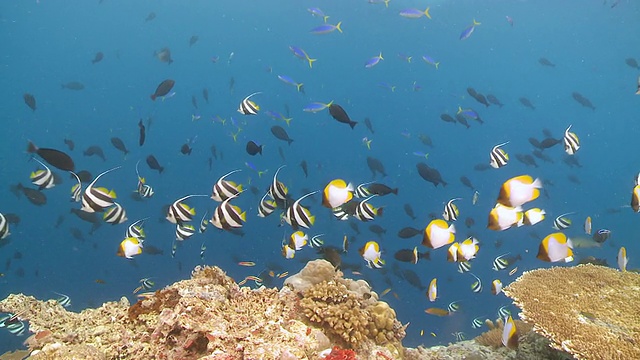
458 261 471 273
30 158 55 189
210 195 247 230
211 169 243 202
117 237 143 259
563 125 580 155
496 175 542 208
492 252 511 271
166 194 208 224
133 278 155 294
489 142 509 169
354 195 383 221
309 233 325 248
354 182 373 198
238 92 262 115
470 273 482 293
537 232 574 263
283 191 318 229
125 218 148 240
175 224 196 240
103 202 127 225
443 198 461 221
0 213 10 239
552 212 575 230
472 317 484 329
258 192 277 218
135 160 154 198
199 211 209 233
81 166 121 213
53 291 71 307
269 165 289 203
70 171 82 202
502 315 518 349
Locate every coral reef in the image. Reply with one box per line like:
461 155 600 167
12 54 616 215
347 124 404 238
0 261 403 359
474 318 533 349
503 264 640 360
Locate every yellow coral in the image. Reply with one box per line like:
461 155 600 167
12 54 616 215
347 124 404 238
503 264 640 360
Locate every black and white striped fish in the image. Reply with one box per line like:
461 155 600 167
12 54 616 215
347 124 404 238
81 166 121 213
283 191 318 229
237 92 262 115
309 233 325 248
1 314 25 336
103 202 127 225
331 201 359 221
492 252 510 271
133 277 155 294
125 218 147 240
258 193 277 217
443 198 461 221
30 158 55 189
210 196 246 230
457 261 471 273
552 212 574 230
199 211 209 233
175 224 196 241
70 171 82 202
0 213 9 240
166 194 207 224
269 165 289 203
470 273 482 293
563 125 580 155
54 291 71 307
489 141 509 169
354 195 383 222
354 182 372 198
135 161 154 198
211 169 242 202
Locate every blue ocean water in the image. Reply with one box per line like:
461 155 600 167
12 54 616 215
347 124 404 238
1 0 639 353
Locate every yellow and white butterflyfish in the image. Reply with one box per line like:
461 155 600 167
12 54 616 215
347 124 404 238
322 179 354 209
618 247 628 272
501 315 518 349
360 240 385 268
422 219 455 249
487 203 524 231
289 231 308 250
491 279 503 295
427 278 437 302
117 237 143 259
537 232 574 263
523 208 545 226
496 175 542 208
281 244 295 259
457 237 479 261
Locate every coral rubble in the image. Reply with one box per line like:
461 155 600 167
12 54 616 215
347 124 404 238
503 264 640 360
0 261 403 359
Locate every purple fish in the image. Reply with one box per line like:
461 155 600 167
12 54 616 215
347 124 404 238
400 8 431 19
460 19 481 40
310 22 342 34
365 53 384 68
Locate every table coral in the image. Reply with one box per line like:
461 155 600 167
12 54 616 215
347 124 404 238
503 264 640 360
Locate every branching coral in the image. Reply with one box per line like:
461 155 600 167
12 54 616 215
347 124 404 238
503 264 640 360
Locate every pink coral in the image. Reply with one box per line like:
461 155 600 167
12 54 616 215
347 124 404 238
325 346 357 360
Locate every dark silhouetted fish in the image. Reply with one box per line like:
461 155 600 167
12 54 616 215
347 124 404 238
519 97 535 110
571 92 595 111
143 245 164 255
75 170 92 183
61 82 85 90
369 224 386 238
318 246 342 269
144 12 156 22
467 87 478 98
150 79 175 101
515 153 538 167
394 249 429 264
23 93 36 111
91 52 104 64
364 118 374 134
472 93 490 107
180 143 192 155
417 162 447 187
539 138 562 149
202 88 209 104
568 174 580 184
538 58 555 67
300 160 308 177
460 176 474 190
465 217 475 228
63 139 75 151
110 137 129 156
368 183 397 196
138 119 146 146
487 94 503 107
418 134 433 147
473 163 491 171
83 146 106 162
366 157 387 178
398 227 421 239
10 183 47 206
328 104 357 129
210 145 218 159
70 228 84 241
191 95 198 109
189 35 199 47
625 58 639 69
532 150 554 163
440 114 456 124
403 204 416 220
399 269 426 290
4 213 20 226
146 155 164 173
246 141 263 156
27 142 75 171
528 138 543 150
563 155 582 168
271 126 294 145
455 114 470 128
154 47 173 64
278 147 286 162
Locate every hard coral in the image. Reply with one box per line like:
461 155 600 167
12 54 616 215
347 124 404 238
324 346 357 360
503 264 640 360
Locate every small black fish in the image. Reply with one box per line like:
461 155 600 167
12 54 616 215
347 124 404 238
367 183 397 196
300 160 308 177
146 155 164 174
202 88 209 104
63 139 75 151
440 114 456 124
571 92 595 111
75 170 92 183
472 93 490 107
27 141 75 171
91 51 104 64
364 117 374 134
23 93 36 111
180 143 192 155
328 104 357 129
150 79 175 101
210 145 218 159
403 204 416 220
83 145 106 162
455 114 470 128
110 137 129 156
144 12 156 22
138 120 146 146
189 35 199 47
538 57 555 67
465 217 475 228
369 224 386 237
61 81 85 90
143 245 164 255
10 183 47 206
270 126 294 145
418 134 433 147
473 163 491 171
515 153 538 167
486 94 503 107
467 87 478 98
539 138 562 149
366 157 387 178
245 141 263 156
395 249 429 264
416 162 447 187
532 150 554 163
191 95 198 109
519 97 535 110
625 58 639 69
460 176 474 190
398 227 421 239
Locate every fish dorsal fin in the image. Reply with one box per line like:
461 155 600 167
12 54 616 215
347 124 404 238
88 166 122 190
174 194 209 205
295 190 319 206
218 169 242 182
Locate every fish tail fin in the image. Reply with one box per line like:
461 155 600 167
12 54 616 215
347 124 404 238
307 57 317 68
335 22 343 33
159 167 164 174
435 62 440 69
297 83 304 92
287 139 294 146
473 19 481 26
323 15 329 23
349 121 358 129
150 94 156 101
392 188 399 195
26 141 37 154
284 117 292 127
384 0 390 7
424 7 431 19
